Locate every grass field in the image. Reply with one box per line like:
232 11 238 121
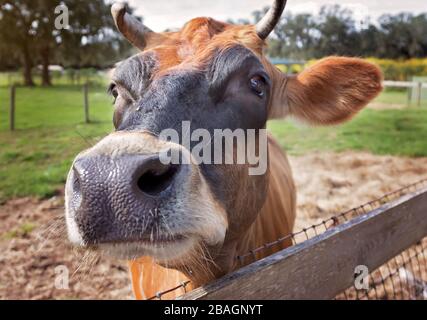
0 85 426 202
269 107 427 156
0 85 114 202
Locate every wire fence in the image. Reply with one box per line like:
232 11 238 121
337 238 427 300
148 178 427 300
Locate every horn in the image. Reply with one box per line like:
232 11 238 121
255 0 287 39
111 2 153 50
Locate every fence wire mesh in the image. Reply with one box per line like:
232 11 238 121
336 238 427 300
148 178 427 300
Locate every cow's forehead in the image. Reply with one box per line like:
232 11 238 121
113 18 265 80
113 44 266 85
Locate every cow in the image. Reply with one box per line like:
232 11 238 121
64 0 382 299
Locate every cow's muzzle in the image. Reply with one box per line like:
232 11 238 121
64 131 227 261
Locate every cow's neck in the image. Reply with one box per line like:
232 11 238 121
234 136 296 262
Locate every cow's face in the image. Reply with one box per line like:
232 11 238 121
65 1 382 281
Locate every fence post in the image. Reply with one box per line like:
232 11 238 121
416 82 422 107
10 85 15 131
407 83 413 106
83 83 89 123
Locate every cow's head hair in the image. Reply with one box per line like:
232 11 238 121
65 0 382 284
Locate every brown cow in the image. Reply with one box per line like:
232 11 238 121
64 0 382 299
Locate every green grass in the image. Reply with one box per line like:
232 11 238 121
268 107 427 157
373 87 427 106
0 86 426 203
0 84 114 202
374 88 409 105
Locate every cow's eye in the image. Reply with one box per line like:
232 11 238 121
249 75 267 98
108 83 119 104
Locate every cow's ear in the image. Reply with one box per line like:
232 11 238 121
268 57 383 125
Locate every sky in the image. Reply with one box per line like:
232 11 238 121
127 0 427 31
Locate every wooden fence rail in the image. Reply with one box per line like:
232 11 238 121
383 80 427 107
383 80 427 88
179 186 427 300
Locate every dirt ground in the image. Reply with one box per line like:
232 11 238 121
289 151 427 231
1 151 426 300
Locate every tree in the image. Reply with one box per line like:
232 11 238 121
0 0 136 86
357 23 382 57
377 13 427 59
0 36 20 71
272 13 318 59
33 0 61 86
36 0 136 85
263 5 427 60
58 1 136 70
313 5 360 57
0 0 37 86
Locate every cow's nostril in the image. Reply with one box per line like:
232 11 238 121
137 163 180 196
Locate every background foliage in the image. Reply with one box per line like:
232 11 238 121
264 5 427 61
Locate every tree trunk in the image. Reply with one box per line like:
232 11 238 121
41 46 51 86
22 45 34 87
